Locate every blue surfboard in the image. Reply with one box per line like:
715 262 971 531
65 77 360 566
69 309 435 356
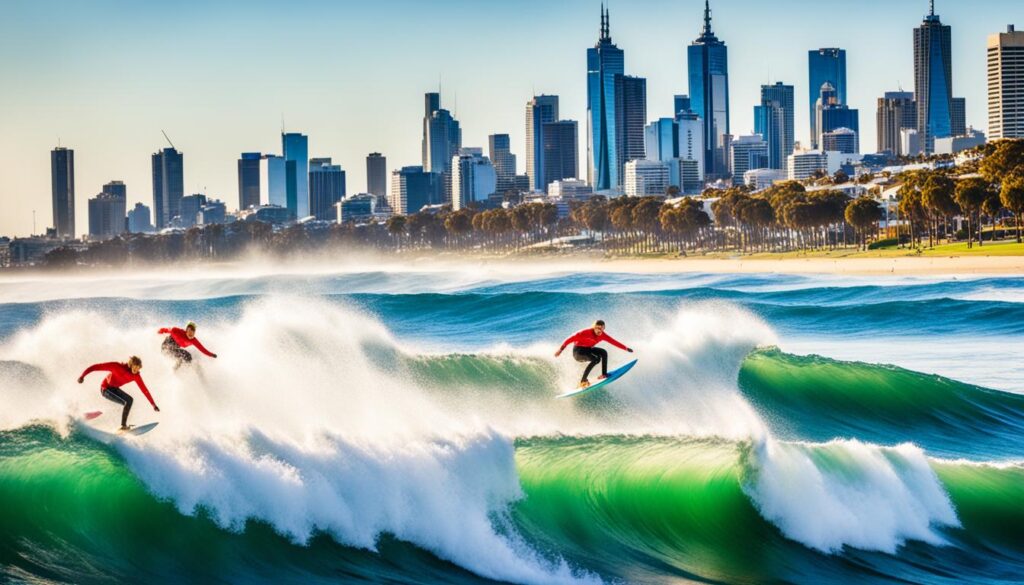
557 359 638 399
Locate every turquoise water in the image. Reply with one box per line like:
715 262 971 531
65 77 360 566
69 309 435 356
0 269 1021 584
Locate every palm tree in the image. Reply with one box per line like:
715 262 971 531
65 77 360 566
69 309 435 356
921 174 957 245
1000 171 1024 243
845 197 883 250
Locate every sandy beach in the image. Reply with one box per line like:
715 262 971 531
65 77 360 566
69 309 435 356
591 255 1024 276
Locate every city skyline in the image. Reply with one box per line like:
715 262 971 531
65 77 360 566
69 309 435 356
1 0 1022 236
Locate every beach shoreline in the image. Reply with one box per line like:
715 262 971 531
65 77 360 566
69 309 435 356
586 254 1024 276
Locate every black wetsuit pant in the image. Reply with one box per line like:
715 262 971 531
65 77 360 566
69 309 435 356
102 386 133 427
162 336 192 368
573 346 608 382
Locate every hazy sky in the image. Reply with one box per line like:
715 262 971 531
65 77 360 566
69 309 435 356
1 0 1021 237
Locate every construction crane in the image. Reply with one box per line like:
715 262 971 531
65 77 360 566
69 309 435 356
161 130 175 150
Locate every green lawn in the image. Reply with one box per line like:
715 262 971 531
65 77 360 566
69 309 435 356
701 238 1024 260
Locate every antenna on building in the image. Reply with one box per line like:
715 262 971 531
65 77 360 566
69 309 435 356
281 114 285 134
929 0 935 17
161 130 176 150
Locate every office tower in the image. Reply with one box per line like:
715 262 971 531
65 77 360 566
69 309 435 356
754 82 795 170
50 147 75 238
675 111 705 169
688 0 730 178
673 159 704 193
674 95 692 116
914 1 953 153
366 152 387 197
489 134 517 194
422 93 462 174
151 147 183 230
238 152 261 211
264 155 288 210
87 192 126 239
988 25 1024 139
822 128 858 154
730 135 769 178
587 5 625 190
127 202 154 233
389 166 442 215
282 133 309 218
877 91 917 154
616 75 647 176
526 95 559 190
102 180 127 199
788 150 830 180
177 194 207 227
951 97 967 135
451 148 497 210
814 82 860 153
646 118 678 161
808 48 847 146
623 160 670 197
197 200 227 225
541 121 579 190
308 158 346 221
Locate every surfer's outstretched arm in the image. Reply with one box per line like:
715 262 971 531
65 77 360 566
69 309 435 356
602 334 633 352
78 362 117 383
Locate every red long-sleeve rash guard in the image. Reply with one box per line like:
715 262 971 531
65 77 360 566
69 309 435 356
159 327 215 357
559 328 629 352
80 362 156 408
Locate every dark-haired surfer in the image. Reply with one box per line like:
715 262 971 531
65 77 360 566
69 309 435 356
555 320 633 388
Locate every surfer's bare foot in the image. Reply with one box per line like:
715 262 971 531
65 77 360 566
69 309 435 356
597 375 608 381
578 380 591 389
117 425 132 433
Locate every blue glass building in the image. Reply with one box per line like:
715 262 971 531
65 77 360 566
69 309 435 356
688 0 730 178
808 48 847 148
587 5 624 191
913 1 953 153
753 82 794 170
151 147 183 230
282 133 309 218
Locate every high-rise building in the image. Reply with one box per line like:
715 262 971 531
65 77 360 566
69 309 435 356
177 194 207 227
127 202 154 233
822 128 858 154
265 154 288 211
238 152 261 211
951 97 967 136
808 48 847 147
674 95 692 116
102 180 127 199
389 166 442 215
587 5 625 190
673 159 704 194
688 0 730 178
197 200 227 225
489 134 517 194
87 192 126 239
451 149 497 210
422 93 462 176
675 111 705 171
877 91 917 154
615 74 647 178
730 135 769 178
814 83 861 153
50 147 75 238
366 152 387 198
914 1 954 153
988 25 1024 140
623 159 670 197
282 133 309 218
787 150 829 180
151 147 183 230
646 118 678 162
542 120 579 190
754 82 795 170
308 158 346 221
526 95 559 191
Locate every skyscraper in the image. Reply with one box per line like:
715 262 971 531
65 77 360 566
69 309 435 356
151 147 183 230
87 192 126 239
754 82 795 170
676 110 705 185
688 0 730 178
238 152 261 211
587 4 625 190
808 48 847 147
366 152 387 198
730 135 769 178
674 95 692 116
526 95 559 191
451 149 497 211
815 83 861 153
914 1 953 154
951 97 967 136
822 128 858 154
988 25 1024 140
646 118 678 162
488 134 517 193
102 180 127 199
389 166 442 215
265 154 288 211
542 120 579 189
127 202 154 233
178 194 207 228
615 75 647 178
308 158 346 221
877 91 917 154
422 93 462 200
50 147 75 238
282 133 309 218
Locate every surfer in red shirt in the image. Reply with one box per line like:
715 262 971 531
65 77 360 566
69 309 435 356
158 321 217 369
78 356 159 431
555 320 633 388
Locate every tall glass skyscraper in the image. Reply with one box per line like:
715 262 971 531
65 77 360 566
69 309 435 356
688 0 730 179
526 95 559 191
754 82 794 170
238 152 262 211
282 133 309 218
265 154 288 212
541 120 579 189
366 152 387 198
808 48 847 148
914 1 953 154
308 158 346 221
615 75 647 180
50 147 75 238
587 5 624 191
488 134 518 194
151 147 183 230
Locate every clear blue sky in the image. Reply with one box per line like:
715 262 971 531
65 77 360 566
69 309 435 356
0 0 1021 236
